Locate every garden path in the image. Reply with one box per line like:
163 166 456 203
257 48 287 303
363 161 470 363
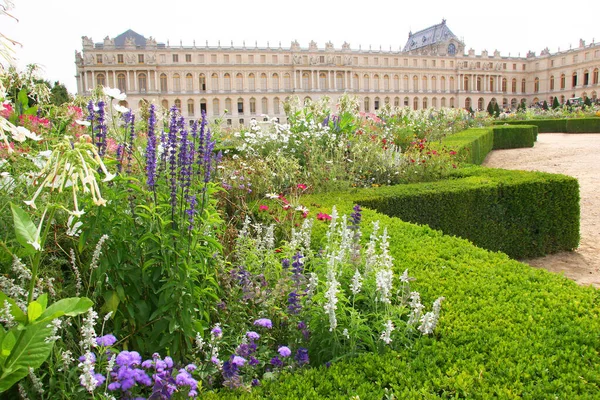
482 133 600 288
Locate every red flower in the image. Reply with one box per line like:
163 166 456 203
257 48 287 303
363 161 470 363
259 205 269 211
449 150 457 156
317 212 332 221
297 183 307 190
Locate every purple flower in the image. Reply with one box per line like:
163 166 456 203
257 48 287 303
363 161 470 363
295 347 309 366
251 378 260 386
270 356 283 367
95 334 117 347
94 373 106 386
231 356 247 367
246 331 260 340
211 325 223 339
350 204 362 227
253 318 272 329
236 343 253 358
146 103 157 189
116 351 142 367
278 346 291 357
222 361 238 379
79 352 96 363
249 356 259 366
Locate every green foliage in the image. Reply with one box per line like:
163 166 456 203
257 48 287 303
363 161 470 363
493 102 500 118
542 100 549 110
435 128 493 165
493 118 600 133
584 96 592 107
491 125 535 149
49 81 71 106
565 117 600 133
552 96 560 109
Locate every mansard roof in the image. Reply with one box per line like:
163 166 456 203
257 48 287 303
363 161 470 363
114 29 147 47
402 20 458 52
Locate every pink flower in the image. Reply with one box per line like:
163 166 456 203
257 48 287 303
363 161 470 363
297 184 307 190
317 212 332 221
259 205 269 211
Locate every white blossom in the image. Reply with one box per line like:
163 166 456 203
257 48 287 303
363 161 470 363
28 367 44 395
323 263 340 331
350 269 363 295
375 268 393 304
90 234 109 270
380 320 395 345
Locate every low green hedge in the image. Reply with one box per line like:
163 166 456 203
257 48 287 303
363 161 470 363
353 166 579 259
494 118 600 133
565 117 600 133
492 125 536 149
206 200 599 399
436 127 494 165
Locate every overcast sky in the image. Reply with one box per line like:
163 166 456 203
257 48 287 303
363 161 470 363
3 0 599 93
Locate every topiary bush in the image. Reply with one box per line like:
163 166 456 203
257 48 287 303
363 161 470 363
435 127 494 165
565 117 600 133
493 119 567 132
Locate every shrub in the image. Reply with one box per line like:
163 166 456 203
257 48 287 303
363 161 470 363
492 125 536 149
565 117 600 133
436 128 493 165
493 119 567 132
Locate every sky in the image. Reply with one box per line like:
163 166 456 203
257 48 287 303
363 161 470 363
2 0 599 94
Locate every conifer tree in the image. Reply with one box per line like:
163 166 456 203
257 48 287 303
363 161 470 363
542 100 549 110
584 96 592 107
552 96 560 109
487 101 494 115
493 102 500 117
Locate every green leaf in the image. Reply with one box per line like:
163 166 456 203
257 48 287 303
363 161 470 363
17 89 29 109
39 297 92 321
23 106 37 116
27 301 42 323
10 203 39 252
0 293 26 324
0 330 16 360
101 291 120 316
0 324 53 393
37 294 48 312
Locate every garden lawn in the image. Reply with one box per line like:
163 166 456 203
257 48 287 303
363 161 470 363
207 199 600 399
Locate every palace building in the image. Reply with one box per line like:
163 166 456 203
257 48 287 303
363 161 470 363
75 21 600 125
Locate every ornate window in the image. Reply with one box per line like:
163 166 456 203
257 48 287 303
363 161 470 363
260 73 267 90
187 99 194 116
273 97 280 114
413 97 419 110
211 73 219 90
138 73 147 92
272 74 279 90
160 74 168 92
212 99 219 115
96 73 106 87
261 97 268 114
199 74 206 91
185 73 193 92
560 74 566 89
319 73 327 90
364 97 370 112
249 98 256 114
237 98 244 114
283 74 291 90
236 73 244 91
174 99 181 110
448 43 456 55
383 75 390 91
173 74 181 92
249 73 256 90
534 77 540 93
373 75 380 91
225 98 232 115
224 73 231 91
363 74 370 90
117 73 126 92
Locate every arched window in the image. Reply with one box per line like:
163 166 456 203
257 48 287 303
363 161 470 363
560 74 566 89
432 97 437 108
502 98 508 109
521 79 526 93
211 73 219 90
225 98 232 115
260 73 267 90
272 74 279 90
200 99 206 115
374 97 380 110
363 74 370 90
117 73 127 92
303 96 312 105
199 74 206 91
463 76 469 91
174 99 181 110
161 99 168 109
478 97 484 110
224 73 231 91
404 96 409 107
413 75 419 91
237 98 244 115
511 98 518 109
384 97 390 105
572 72 578 88
249 98 256 115
236 73 243 91
534 77 540 93
394 97 400 107
173 74 181 92
336 72 344 90
393 75 400 91
502 78 507 93
422 97 428 109
431 76 437 91
138 73 147 92
441 76 446 92
353 74 359 89
593 68 599 85
303 73 310 90
403 75 409 91
373 75 380 91
187 99 194 116
186 73 193 92
549 76 555 91
449 77 455 91
450 97 455 108
413 97 419 110
283 74 291 90
364 97 370 112
383 75 390 91
512 78 517 93
422 76 428 91
584 70 589 86
441 97 446 107
160 74 168 92
319 73 327 90
465 97 471 109
489 77 495 92
261 97 268 114
96 73 106 87
212 99 220 115
273 97 280 114
476 77 482 92
249 73 256 90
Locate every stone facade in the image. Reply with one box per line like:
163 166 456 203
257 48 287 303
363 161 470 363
75 22 600 125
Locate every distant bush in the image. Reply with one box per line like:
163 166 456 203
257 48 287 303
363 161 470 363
492 125 536 149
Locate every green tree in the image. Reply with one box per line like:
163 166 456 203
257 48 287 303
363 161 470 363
486 101 494 116
542 100 549 110
584 96 592 107
49 81 71 106
552 96 560 109
493 102 501 117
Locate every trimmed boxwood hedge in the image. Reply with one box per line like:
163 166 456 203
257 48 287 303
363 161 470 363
491 125 536 149
493 118 600 133
206 200 599 399
434 127 494 165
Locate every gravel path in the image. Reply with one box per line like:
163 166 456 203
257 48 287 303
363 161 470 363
482 133 600 287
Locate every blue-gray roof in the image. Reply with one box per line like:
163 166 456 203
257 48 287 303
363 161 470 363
114 29 147 47
403 20 458 52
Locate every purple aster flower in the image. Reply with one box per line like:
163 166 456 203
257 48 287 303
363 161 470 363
236 343 253 358
249 356 259 366
231 356 247 367
95 334 117 347
94 373 106 386
211 325 223 339
270 356 283 367
281 258 290 269
253 318 273 329
278 346 291 357
222 361 238 379
246 331 260 340
251 378 260 386
116 351 142 367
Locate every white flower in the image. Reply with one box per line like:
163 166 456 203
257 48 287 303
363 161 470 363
20 127 42 141
266 192 279 200
75 119 91 126
375 268 393 304
103 87 126 101
113 104 130 114
11 126 27 142
380 319 395 344
350 269 362 295
342 328 350 339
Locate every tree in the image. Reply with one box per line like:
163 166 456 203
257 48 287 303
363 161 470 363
486 101 494 116
552 96 560 109
50 81 71 106
584 96 592 108
542 100 549 110
493 102 501 117
566 99 571 107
